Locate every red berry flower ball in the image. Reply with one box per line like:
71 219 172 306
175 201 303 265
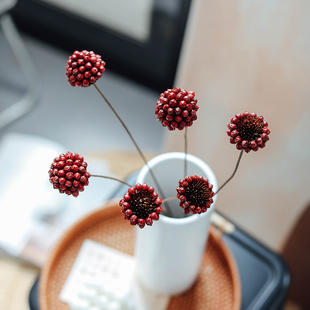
177 175 214 214
155 87 199 131
227 112 270 153
119 183 162 229
66 50 106 87
49 152 90 197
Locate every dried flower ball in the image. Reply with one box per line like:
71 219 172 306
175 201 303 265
227 111 270 153
177 175 214 214
119 183 162 229
49 151 90 197
155 87 199 131
66 50 105 87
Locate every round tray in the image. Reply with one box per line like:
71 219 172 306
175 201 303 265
39 200 241 310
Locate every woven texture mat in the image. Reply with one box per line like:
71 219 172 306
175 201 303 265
40 200 241 310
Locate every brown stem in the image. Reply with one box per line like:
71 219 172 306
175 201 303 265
214 149 244 195
91 174 133 188
161 197 178 217
93 84 166 201
184 127 188 178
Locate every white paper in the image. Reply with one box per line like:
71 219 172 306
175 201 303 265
60 239 170 310
60 240 135 304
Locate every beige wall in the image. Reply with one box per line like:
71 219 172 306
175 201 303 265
165 0 310 251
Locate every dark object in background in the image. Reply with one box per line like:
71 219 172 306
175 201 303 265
11 0 192 91
282 202 310 309
29 278 39 310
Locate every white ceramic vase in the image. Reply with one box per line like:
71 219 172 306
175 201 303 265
134 152 218 295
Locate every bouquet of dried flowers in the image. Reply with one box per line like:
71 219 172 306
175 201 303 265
48 50 270 229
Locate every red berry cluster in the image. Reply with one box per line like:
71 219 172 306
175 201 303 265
66 50 105 87
49 152 90 197
119 183 162 229
227 112 270 153
155 87 199 131
177 175 214 214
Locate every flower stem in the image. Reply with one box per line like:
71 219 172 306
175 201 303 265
91 174 133 188
161 197 178 217
93 84 166 201
162 196 178 204
214 149 244 195
184 127 188 178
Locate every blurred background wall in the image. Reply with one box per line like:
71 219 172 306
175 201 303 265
165 0 310 252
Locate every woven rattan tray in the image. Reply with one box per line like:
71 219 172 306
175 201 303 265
39 199 241 310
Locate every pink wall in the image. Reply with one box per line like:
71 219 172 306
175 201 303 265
165 0 310 250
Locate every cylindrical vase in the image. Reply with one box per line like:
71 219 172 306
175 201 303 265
134 152 218 295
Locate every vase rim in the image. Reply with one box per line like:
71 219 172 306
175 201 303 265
137 152 218 225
